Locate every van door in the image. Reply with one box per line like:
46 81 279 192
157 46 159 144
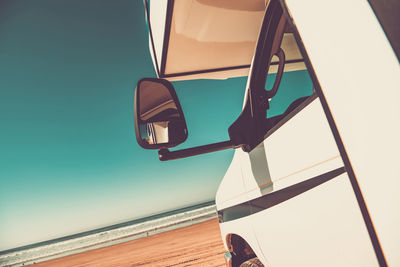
237 69 378 265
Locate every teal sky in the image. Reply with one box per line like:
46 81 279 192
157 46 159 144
0 0 312 251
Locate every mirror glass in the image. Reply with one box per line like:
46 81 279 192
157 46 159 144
136 79 188 148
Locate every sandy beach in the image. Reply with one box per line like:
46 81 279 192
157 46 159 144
35 219 226 267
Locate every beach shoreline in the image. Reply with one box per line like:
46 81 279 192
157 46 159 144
35 219 226 266
0 203 218 266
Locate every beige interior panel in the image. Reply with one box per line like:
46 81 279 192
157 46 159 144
163 0 304 80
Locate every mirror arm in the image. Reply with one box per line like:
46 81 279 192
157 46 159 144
158 140 239 161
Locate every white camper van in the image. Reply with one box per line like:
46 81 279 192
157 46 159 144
135 0 400 266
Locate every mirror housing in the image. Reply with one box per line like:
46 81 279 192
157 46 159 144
134 77 237 160
134 78 188 149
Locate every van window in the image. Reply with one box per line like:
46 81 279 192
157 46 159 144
266 70 314 119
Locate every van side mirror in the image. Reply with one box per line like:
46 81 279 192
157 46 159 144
134 78 188 149
134 78 237 161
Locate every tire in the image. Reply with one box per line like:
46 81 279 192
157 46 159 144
239 257 264 267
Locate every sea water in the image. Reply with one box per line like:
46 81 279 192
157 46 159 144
0 201 217 267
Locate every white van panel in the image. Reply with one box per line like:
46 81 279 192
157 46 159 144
148 0 168 71
264 98 340 184
216 150 249 211
285 0 400 264
242 150 343 202
251 173 378 266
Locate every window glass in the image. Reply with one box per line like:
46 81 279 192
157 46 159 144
266 70 313 118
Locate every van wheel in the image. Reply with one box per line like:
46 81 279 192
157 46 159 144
239 257 264 267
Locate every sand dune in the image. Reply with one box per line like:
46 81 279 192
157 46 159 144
35 219 226 267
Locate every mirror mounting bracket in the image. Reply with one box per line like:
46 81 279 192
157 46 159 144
158 140 239 161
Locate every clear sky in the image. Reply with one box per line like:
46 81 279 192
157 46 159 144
0 0 312 251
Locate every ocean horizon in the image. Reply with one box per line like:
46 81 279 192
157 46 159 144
0 201 217 267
